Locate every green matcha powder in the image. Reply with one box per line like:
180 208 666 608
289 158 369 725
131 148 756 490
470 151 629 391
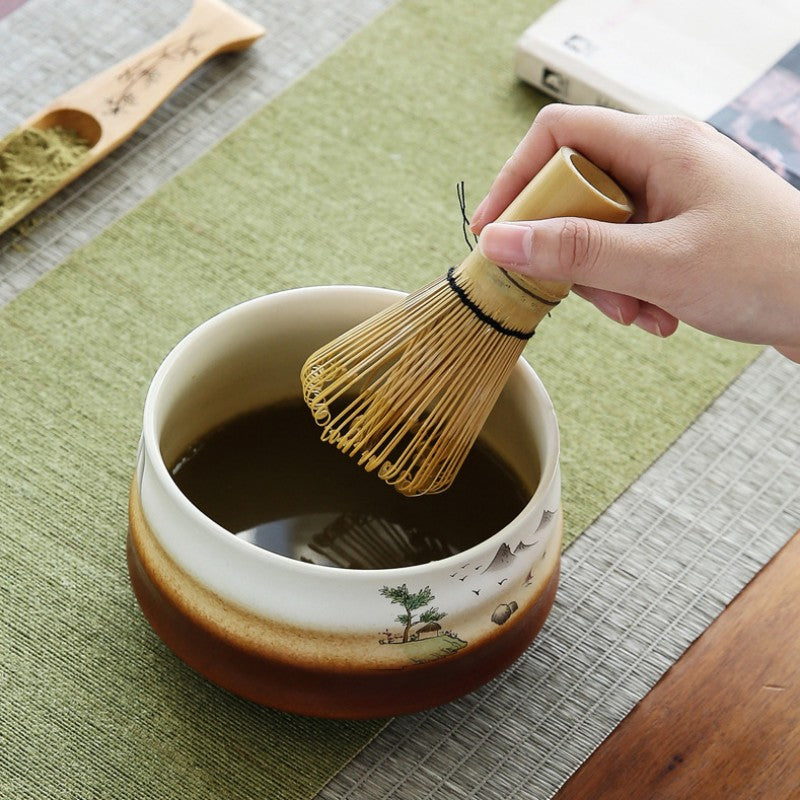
0 126 92 230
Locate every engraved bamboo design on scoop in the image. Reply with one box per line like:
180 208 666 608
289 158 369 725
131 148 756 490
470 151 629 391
0 0 265 236
301 147 634 496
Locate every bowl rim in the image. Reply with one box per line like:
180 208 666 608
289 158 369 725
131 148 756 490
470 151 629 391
140 284 561 582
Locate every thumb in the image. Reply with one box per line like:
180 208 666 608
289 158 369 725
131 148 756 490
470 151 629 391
478 217 675 302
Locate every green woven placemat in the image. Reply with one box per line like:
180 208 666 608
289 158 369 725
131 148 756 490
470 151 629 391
0 0 759 798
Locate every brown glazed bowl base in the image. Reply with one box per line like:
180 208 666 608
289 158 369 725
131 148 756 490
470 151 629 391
128 480 559 719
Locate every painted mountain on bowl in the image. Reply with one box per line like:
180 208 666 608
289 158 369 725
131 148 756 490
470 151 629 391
483 542 516 573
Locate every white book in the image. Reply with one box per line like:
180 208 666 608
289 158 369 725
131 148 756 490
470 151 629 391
514 0 800 186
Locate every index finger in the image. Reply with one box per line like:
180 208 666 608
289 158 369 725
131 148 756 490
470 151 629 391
471 104 665 231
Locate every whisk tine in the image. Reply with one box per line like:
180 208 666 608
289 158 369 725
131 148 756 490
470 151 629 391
301 147 633 495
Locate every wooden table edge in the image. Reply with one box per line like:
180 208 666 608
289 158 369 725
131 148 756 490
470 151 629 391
554 527 800 799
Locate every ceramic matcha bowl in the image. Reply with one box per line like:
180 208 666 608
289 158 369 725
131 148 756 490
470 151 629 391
127 286 562 718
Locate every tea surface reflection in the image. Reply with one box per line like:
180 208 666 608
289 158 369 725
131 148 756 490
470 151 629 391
170 399 532 569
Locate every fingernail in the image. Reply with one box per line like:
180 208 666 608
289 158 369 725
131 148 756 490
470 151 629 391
469 198 488 232
478 222 533 268
634 310 664 337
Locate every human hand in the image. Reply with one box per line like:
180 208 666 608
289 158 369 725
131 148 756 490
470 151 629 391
474 105 800 362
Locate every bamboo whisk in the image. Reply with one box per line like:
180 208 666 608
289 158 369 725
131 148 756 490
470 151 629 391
301 147 633 496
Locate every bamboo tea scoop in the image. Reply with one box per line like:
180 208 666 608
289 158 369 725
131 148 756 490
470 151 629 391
0 0 265 235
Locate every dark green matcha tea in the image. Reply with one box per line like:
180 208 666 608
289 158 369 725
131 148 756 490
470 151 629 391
170 398 532 569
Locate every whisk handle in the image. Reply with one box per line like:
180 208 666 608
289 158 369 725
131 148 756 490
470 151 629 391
455 147 633 335
493 146 633 301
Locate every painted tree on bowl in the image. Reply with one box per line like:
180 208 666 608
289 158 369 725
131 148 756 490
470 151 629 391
379 584 446 644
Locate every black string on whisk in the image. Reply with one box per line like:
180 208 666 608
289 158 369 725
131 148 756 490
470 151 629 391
457 181 479 252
